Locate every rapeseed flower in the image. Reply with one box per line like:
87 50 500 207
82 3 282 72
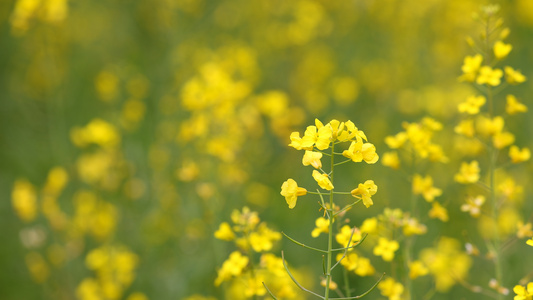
409 260 429 279
504 66 526 84
412 174 442 202
335 225 362 247
458 95 486 114
342 138 379 164
312 170 334 190
280 179 307 209
429 202 449 222
460 195 485 217
214 222 235 241
454 161 480 184
382 151 400 169
476 66 503 86
513 282 533 300
378 277 404 300
373 237 399 261
351 180 377 208
215 251 249 286
506 95 528 115
302 150 323 169
459 54 483 82
311 217 330 238
494 41 512 59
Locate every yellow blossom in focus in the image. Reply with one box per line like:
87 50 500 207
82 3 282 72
335 225 362 247
412 174 442 202
506 95 528 115
382 151 400 169
476 66 503 86
509 146 531 163
378 277 404 300
312 170 334 190
409 260 429 279
342 138 379 164
351 180 378 208
373 237 399 261
214 222 235 241
302 151 323 169
280 178 307 209
311 217 329 238
454 119 475 138
458 95 486 114
494 41 512 59
461 195 485 217
454 161 480 184
215 251 249 286
493 131 515 149
505 66 527 85
11 179 38 222
514 282 533 300
429 202 449 222
459 54 483 82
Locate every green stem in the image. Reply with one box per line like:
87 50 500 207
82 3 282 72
325 143 335 300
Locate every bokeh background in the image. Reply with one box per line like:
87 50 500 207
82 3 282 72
2 0 533 299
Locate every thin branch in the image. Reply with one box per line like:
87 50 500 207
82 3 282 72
334 199 362 217
331 234 368 251
331 226 356 271
282 251 325 299
282 232 328 253
263 282 279 300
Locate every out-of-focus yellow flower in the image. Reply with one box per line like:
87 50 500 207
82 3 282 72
509 146 530 163
43 167 69 196
351 180 378 208
429 202 449 222
493 131 515 149
527 239 533 247
11 179 38 222
412 174 442 202
320 278 338 290
385 132 408 149
476 66 503 86
454 161 480 184
382 151 400 169
517 222 533 239
504 66 527 84
458 95 486 114
373 237 399 261
302 151 323 169
506 95 528 115
311 217 330 238
409 260 429 279
335 225 362 247
361 217 378 234
126 292 149 300
312 170 334 190
95 70 120 102
343 139 379 164
476 115 504 137
214 222 235 241
459 54 483 82
420 237 471 292
280 179 307 209
461 195 485 217
378 277 404 300
76 278 101 300
454 119 475 138
25 251 49 283
249 224 281 252
70 119 121 148
493 41 512 59
215 251 249 286
513 282 533 300
403 217 427 236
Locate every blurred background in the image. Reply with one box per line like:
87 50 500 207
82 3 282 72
1 0 533 299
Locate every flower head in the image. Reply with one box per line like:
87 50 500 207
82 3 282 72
476 66 503 86
412 174 442 202
513 282 533 300
281 179 307 209
459 54 483 82
351 180 378 208
302 151 323 169
506 95 528 115
312 170 334 190
505 66 526 85
494 41 512 59
454 161 480 184
373 238 399 262
509 146 531 163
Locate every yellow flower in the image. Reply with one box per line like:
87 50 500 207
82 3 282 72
373 238 399 261
302 151 323 169
509 146 531 163
505 66 526 85
382 151 400 169
335 225 362 247
506 95 528 115
527 239 533 247
460 195 485 217
351 180 378 208
493 40 512 59
493 131 515 149
409 260 429 279
215 251 249 286
312 170 334 190
402 217 427 236
249 224 281 252
459 54 483 82
361 217 378 234
454 161 480 184
343 139 379 164
280 179 307 209
11 179 38 222
454 119 475 137
513 282 533 300
517 222 533 239
378 277 404 300
214 222 235 241
458 95 486 114
412 174 442 202
429 202 449 222
384 132 408 149
336 252 375 276
476 115 504 137
476 66 503 86
311 217 330 238
288 132 306 150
